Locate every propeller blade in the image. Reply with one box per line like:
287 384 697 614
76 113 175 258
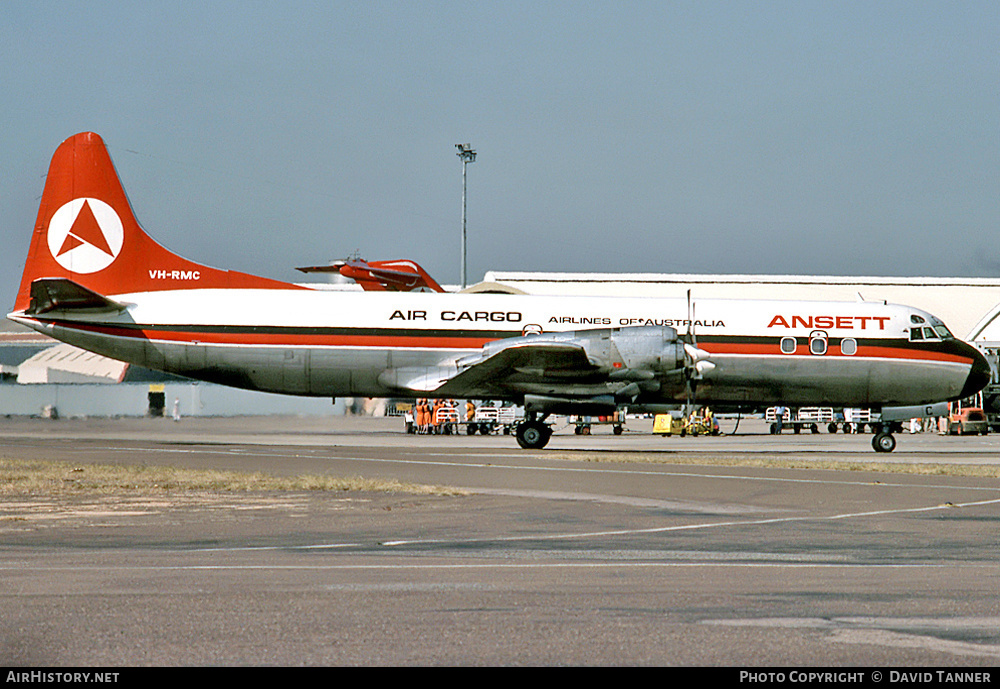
686 289 695 346
684 343 712 363
695 361 716 375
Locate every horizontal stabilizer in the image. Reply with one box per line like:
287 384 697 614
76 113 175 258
26 278 126 315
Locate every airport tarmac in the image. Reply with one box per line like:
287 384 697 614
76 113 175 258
2 414 1000 666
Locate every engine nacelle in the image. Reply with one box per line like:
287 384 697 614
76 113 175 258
608 326 685 372
524 394 617 416
476 325 685 375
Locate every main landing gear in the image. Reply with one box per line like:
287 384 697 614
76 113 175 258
515 413 552 450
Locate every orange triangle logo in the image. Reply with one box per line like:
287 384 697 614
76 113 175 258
57 200 114 257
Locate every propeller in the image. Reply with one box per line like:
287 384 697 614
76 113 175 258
682 290 715 413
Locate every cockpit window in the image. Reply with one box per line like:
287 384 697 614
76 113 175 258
910 325 953 342
911 314 926 324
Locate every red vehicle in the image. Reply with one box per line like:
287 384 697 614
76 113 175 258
948 396 989 435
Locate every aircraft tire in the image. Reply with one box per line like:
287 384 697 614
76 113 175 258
516 421 551 450
872 432 896 453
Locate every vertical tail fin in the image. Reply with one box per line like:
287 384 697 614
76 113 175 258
14 132 297 313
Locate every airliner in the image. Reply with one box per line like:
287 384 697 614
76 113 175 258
8 133 990 452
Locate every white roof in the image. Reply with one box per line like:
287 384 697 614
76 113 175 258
17 343 128 384
483 272 1000 341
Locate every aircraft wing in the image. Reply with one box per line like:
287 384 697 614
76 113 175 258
432 340 608 398
381 326 692 402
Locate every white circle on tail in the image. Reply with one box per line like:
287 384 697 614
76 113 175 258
46 198 124 274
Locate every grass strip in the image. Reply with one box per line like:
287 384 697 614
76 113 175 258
0 458 467 497
548 451 1000 478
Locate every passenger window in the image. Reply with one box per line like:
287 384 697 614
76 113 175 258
780 337 797 354
809 331 828 356
840 338 857 356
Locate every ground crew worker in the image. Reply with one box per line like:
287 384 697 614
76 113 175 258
417 399 428 434
774 405 786 433
422 399 432 433
432 399 444 432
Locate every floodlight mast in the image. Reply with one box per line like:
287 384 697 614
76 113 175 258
455 143 476 289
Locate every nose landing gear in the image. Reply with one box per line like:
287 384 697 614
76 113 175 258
872 432 897 453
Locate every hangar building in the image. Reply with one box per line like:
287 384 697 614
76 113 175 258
482 272 1000 343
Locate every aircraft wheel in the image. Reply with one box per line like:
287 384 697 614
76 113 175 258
872 432 896 453
516 421 551 450
613 425 623 436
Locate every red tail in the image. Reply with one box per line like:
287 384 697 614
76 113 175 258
14 132 299 312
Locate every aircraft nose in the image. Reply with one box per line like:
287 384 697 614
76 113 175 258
959 344 992 400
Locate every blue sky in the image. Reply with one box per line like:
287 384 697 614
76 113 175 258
3 1 998 303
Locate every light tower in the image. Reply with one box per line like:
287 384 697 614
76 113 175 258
455 143 476 289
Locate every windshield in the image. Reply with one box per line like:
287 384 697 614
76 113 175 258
934 324 953 339
909 315 955 342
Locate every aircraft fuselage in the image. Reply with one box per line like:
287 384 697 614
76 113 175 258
12 288 986 410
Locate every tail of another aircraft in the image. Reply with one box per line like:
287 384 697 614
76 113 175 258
14 132 297 313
